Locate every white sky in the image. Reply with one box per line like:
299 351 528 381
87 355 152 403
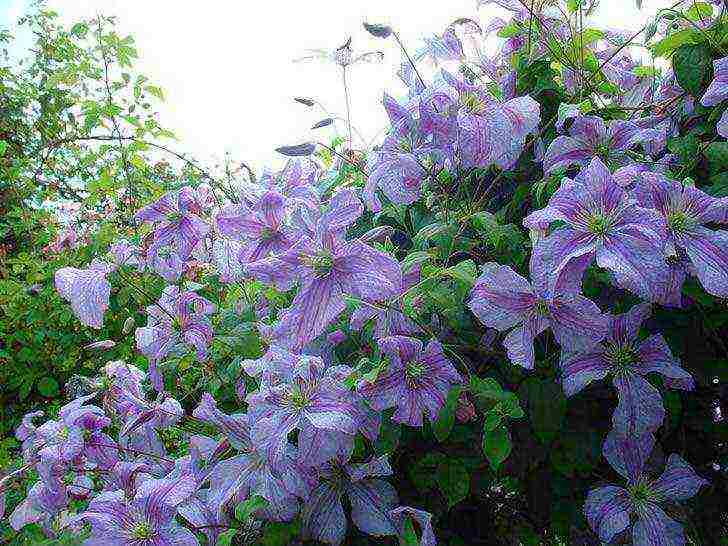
1 0 670 172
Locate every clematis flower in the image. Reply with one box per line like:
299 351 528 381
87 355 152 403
635 173 728 299
585 431 707 546
9 480 68 534
55 260 112 329
350 261 421 339
357 336 461 427
365 94 446 210
24 394 109 465
468 237 608 369
245 350 362 466
178 491 229 546
701 56 728 107
246 190 401 350
542 115 646 174
718 109 728 138
443 70 540 170
134 186 209 259
135 286 215 391
79 474 198 546
301 454 398 545
215 190 294 262
524 157 667 301
560 303 693 436
192 393 307 521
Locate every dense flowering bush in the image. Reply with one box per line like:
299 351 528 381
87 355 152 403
2 0 728 544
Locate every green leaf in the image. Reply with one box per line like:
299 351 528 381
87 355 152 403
483 409 502 432
442 260 477 287
410 452 446 492
37 376 59 398
651 28 702 57
705 143 728 176
469 376 508 400
497 21 521 38
519 377 566 444
685 2 713 21
567 0 582 13
433 386 463 442
400 517 420 546
436 458 470 508
482 425 511 470
0 140 7 157
234 495 268 521
217 529 237 546
672 43 713 96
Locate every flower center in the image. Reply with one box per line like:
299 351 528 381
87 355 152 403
666 211 690 234
57 426 69 441
461 92 486 114
628 480 656 508
165 212 182 223
287 388 309 410
605 342 637 372
307 251 334 277
534 299 550 316
587 214 611 237
260 227 277 241
405 360 425 387
595 143 611 161
131 521 155 540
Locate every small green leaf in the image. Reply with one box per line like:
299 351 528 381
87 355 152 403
651 29 702 57
483 425 511 470
483 409 502 432
0 140 7 157
400 517 420 546
436 458 470 508
37 377 60 398
433 386 463 442
234 495 268 522
497 21 521 38
217 529 237 546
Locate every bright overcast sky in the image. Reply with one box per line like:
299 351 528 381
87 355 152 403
1 0 668 171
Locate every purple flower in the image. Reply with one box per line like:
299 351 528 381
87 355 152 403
55 260 112 329
524 158 667 301
245 350 362 467
585 431 707 545
701 56 728 107
9 480 67 534
357 336 461 427
718 109 728 138
135 286 215 391
135 186 209 259
178 491 228 546
635 173 728 299
468 239 608 369
365 95 446 210
215 190 295 262
561 303 693 436
542 115 646 174
350 261 421 339
192 393 307 521
246 190 401 350
80 474 198 546
301 454 398 545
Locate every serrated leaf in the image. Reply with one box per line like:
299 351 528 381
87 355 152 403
436 458 470 508
483 425 511 470
433 386 462 442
